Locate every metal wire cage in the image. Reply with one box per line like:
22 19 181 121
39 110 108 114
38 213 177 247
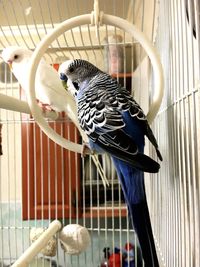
0 0 199 267
149 1 200 266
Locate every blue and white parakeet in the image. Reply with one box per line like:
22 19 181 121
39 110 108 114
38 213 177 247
59 59 162 266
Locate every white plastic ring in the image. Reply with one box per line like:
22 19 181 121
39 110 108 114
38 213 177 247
27 14 164 153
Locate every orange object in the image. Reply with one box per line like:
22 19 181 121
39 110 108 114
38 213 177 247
109 253 121 267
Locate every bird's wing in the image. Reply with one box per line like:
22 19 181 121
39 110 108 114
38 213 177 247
78 76 160 172
37 60 68 97
35 60 78 113
90 123 160 173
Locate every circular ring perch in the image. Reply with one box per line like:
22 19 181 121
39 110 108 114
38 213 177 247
27 14 164 153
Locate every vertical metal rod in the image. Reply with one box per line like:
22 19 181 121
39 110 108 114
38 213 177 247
12 73 18 262
54 121 58 220
66 125 72 257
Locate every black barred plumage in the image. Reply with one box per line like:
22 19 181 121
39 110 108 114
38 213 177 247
60 59 162 165
77 72 146 135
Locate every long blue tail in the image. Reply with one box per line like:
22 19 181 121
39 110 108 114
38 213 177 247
112 157 159 267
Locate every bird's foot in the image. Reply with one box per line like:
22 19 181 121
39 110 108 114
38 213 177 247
81 143 93 157
37 100 54 112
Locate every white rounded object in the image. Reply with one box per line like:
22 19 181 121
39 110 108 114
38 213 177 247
59 224 91 255
27 14 164 152
30 227 57 257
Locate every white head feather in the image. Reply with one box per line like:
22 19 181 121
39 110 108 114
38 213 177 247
1 46 33 90
1 46 32 64
58 60 74 75
1 46 71 109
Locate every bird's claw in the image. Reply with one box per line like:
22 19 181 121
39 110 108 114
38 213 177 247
37 100 54 112
81 143 93 157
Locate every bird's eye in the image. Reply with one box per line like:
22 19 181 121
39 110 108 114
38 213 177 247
14 55 19 60
69 67 74 73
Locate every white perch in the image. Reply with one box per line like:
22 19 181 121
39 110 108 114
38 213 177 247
0 93 58 120
11 220 62 267
26 13 164 154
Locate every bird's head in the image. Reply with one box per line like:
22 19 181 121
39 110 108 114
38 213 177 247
1 46 32 69
58 59 99 86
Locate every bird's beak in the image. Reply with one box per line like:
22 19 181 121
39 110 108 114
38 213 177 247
60 73 68 82
7 60 13 70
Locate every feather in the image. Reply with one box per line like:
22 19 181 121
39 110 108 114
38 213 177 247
59 59 162 266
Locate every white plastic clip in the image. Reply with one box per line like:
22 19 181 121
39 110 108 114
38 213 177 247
91 0 103 37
